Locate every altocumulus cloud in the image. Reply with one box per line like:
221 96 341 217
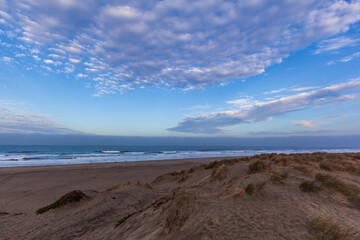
168 78 360 134
1 0 360 95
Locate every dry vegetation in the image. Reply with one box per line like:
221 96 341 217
270 171 289 184
299 180 321 193
8 152 360 240
36 190 87 214
308 213 360 240
162 192 197 235
247 160 267 174
245 180 267 196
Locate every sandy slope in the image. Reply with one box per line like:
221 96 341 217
1 153 360 240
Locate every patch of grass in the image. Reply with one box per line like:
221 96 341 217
270 171 289 184
315 173 360 207
162 193 197 235
211 164 228 181
221 187 245 199
203 158 248 169
315 173 360 197
319 162 332 171
247 160 266 174
36 190 86 214
307 213 360 240
299 180 320 193
106 181 132 192
114 212 136 228
106 184 121 192
245 180 267 196
293 165 312 175
346 165 360 176
144 183 153 189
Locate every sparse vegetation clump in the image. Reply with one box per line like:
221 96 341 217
270 171 289 184
346 165 360 176
106 181 132 192
307 213 360 240
36 190 87 214
211 164 229 181
114 213 136 228
144 183 153 189
293 165 313 175
162 193 197 235
315 173 360 197
315 173 360 207
247 160 266 174
203 157 248 169
245 180 267 196
222 187 246 198
299 180 320 193
319 162 332 171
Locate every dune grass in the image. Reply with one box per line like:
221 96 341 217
315 173 360 207
308 213 360 240
211 164 229 181
114 212 136 228
245 180 267 196
247 160 267 174
36 190 86 214
203 157 248 169
299 180 320 193
162 193 197 235
270 171 289 184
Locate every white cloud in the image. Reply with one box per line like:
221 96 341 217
314 36 360 54
0 100 78 134
1 0 360 95
264 86 318 94
168 78 360 134
294 120 318 129
44 59 62 66
76 73 87 78
69 58 81 64
1 56 13 62
340 51 360 62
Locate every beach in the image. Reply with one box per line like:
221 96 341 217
1 153 360 240
0 157 220 213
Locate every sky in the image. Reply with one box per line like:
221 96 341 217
0 0 360 141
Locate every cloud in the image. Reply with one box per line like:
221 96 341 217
293 120 318 129
339 51 360 62
247 130 338 136
1 0 360 95
1 56 13 62
326 51 360 65
264 86 318 95
0 100 79 134
168 78 360 134
314 36 360 54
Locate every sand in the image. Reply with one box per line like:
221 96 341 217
0 157 219 213
0 153 360 240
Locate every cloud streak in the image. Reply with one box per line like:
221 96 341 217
0 100 80 134
168 78 360 134
1 0 360 94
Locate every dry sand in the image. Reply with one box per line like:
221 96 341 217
0 153 360 240
0 157 218 213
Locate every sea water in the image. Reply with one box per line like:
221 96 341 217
0 145 359 167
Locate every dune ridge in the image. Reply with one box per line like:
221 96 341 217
1 152 360 239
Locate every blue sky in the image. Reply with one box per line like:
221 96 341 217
0 0 360 138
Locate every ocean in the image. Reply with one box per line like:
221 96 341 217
0 145 359 167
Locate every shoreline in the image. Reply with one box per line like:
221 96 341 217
0 156 239 213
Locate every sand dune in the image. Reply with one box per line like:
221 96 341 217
1 153 360 240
